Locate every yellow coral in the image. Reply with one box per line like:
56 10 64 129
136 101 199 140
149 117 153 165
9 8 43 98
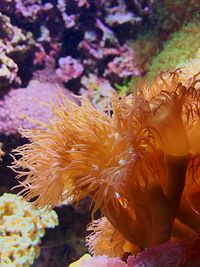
69 254 92 267
0 193 58 267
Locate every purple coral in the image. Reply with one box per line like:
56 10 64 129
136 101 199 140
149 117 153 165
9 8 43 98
127 241 186 267
0 79 75 135
56 56 84 83
75 240 189 267
104 0 142 27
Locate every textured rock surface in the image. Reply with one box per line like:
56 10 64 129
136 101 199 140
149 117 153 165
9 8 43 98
0 79 75 135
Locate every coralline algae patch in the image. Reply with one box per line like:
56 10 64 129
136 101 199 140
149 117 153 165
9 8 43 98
0 193 58 267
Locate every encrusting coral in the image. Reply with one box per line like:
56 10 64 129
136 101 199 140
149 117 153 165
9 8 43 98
0 193 58 267
0 78 75 135
146 18 200 79
11 69 200 261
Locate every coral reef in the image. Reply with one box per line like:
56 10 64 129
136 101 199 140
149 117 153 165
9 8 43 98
0 0 153 93
122 3 200 95
1 1 200 266
0 0 52 24
0 12 34 90
0 193 58 267
11 68 200 265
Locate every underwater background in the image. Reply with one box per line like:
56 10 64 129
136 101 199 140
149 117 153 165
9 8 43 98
0 0 200 266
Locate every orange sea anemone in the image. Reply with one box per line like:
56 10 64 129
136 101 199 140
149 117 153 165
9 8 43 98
135 69 200 156
133 70 200 243
11 92 159 248
86 217 127 258
12 70 200 254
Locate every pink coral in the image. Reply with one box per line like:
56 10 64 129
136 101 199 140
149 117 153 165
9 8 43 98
78 31 105 60
0 79 74 135
106 46 141 78
78 255 126 267
56 56 84 83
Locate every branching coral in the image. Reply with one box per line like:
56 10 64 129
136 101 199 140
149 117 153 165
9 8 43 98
0 0 152 94
0 193 58 267
56 56 84 83
0 50 20 89
11 69 200 259
0 12 35 91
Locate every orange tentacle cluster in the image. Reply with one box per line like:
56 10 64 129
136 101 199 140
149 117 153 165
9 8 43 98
12 70 200 255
